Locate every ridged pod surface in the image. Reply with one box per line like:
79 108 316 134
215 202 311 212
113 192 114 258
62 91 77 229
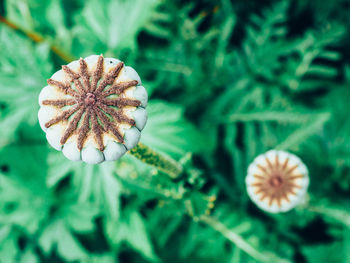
246 150 309 213
38 55 148 164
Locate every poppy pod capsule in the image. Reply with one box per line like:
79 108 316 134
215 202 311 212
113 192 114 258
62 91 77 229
38 55 148 164
246 150 309 213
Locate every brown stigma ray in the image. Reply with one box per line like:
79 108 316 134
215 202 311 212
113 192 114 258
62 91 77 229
251 155 304 208
90 55 104 93
101 80 139 97
94 108 124 143
95 62 124 94
42 55 140 151
101 97 140 108
46 79 78 98
96 102 135 126
42 99 76 107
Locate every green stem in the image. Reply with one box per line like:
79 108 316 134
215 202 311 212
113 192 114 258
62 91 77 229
129 142 183 178
307 204 350 229
0 15 75 63
199 215 292 263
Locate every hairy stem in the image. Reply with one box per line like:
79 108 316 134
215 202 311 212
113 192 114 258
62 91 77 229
129 142 183 178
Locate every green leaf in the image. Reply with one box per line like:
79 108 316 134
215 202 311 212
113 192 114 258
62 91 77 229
0 234 18 263
64 202 99 233
47 152 121 219
0 145 50 234
142 100 206 159
74 162 122 219
105 211 159 262
72 0 160 55
0 26 52 147
80 254 116 263
19 249 39 263
302 242 345 263
5 0 73 53
39 220 88 261
276 112 331 151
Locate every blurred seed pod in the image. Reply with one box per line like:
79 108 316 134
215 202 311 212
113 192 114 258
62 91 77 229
246 150 309 213
38 55 148 164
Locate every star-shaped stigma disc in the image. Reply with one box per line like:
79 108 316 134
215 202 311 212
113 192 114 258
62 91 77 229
246 150 309 213
38 55 148 164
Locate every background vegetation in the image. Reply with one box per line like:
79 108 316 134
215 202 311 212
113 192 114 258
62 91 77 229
0 0 350 262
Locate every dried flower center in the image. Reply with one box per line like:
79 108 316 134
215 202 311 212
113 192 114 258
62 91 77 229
84 92 96 105
251 156 304 207
269 175 283 188
42 55 141 151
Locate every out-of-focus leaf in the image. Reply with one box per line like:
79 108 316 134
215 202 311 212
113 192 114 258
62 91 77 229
72 0 160 56
0 227 18 263
37 192 98 261
39 220 88 261
5 0 73 52
47 151 122 219
142 100 206 159
80 254 116 263
0 26 52 147
74 162 122 219
105 211 159 262
19 249 39 263
0 145 50 234
302 242 345 263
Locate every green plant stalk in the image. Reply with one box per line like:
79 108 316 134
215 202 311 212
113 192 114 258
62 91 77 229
307 205 350 229
0 15 75 62
199 215 292 263
129 142 183 178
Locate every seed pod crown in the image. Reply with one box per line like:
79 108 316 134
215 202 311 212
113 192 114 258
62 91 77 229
246 150 309 213
38 55 148 164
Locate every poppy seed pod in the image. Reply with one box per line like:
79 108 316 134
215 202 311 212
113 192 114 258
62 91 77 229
38 55 148 164
246 150 309 213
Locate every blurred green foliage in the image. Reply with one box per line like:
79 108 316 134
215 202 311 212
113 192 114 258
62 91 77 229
0 0 350 262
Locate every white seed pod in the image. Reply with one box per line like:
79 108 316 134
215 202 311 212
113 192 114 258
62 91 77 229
245 150 309 213
38 55 148 164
